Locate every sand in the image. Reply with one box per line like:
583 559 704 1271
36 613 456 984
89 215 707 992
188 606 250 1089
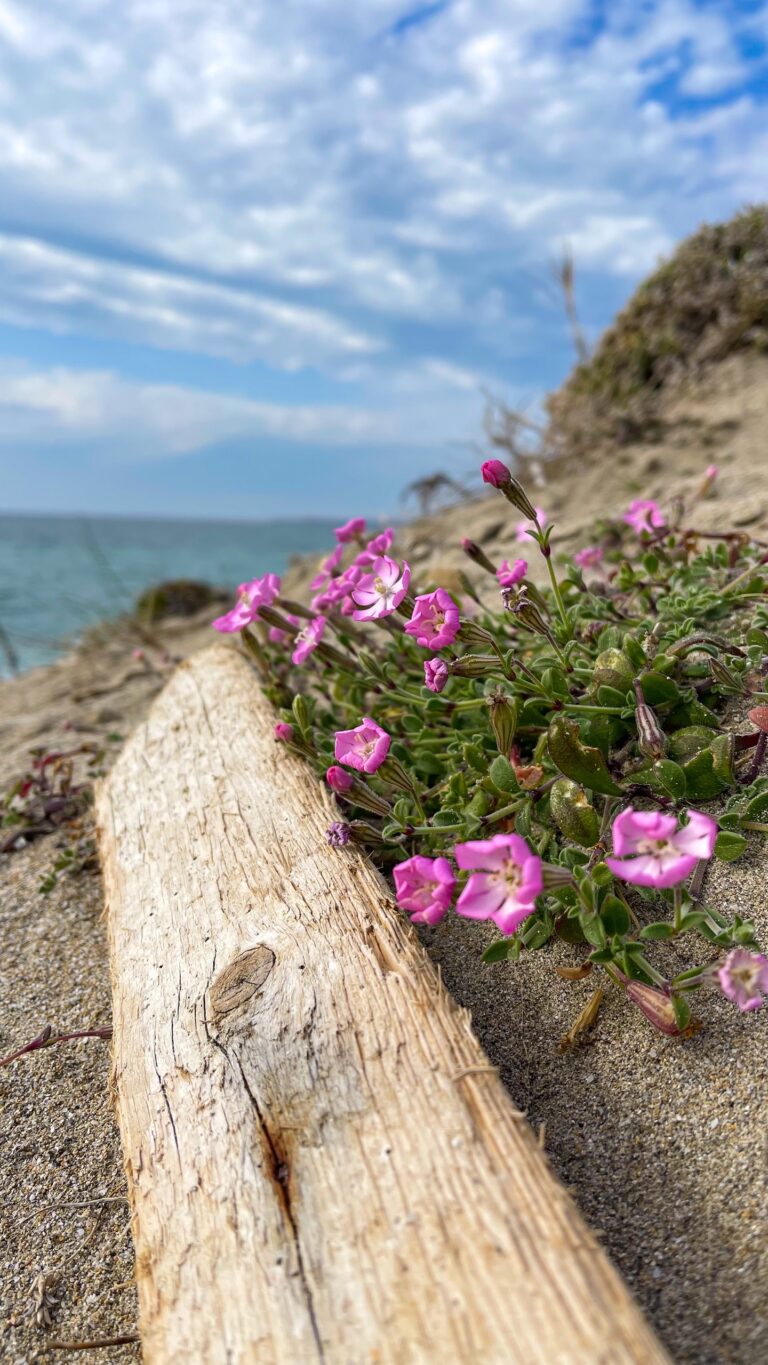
2 354 768 1363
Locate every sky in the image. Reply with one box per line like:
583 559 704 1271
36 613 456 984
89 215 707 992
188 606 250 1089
0 0 766 520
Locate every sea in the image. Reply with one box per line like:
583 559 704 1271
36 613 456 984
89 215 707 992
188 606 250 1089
0 512 341 677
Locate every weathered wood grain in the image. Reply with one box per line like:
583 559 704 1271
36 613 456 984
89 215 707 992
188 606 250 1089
97 643 670 1365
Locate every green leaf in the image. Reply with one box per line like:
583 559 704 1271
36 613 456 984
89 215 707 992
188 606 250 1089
639 921 677 940
714 830 747 861
521 917 554 950
744 791 768 820
678 911 708 932
489 755 519 793
432 808 463 827
671 994 692 1031
549 779 601 847
667 726 719 759
592 648 635 693
541 667 571 701
637 671 681 705
680 747 730 800
597 685 628 708
580 913 608 948
600 895 631 935
462 742 487 772
555 913 586 943
650 758 688 799
547 714 622 796
623 637 647 670
482 940 514 963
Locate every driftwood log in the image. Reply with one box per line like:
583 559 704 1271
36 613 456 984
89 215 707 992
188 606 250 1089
97 644 670 1365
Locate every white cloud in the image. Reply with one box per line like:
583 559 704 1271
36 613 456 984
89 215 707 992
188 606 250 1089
0 0 762 437
0 361 493 457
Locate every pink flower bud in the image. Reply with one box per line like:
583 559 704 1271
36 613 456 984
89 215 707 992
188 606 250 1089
424 658 449 693
481 459 511 488
274 722 294 742
625 981 682 1035
326 765 354 792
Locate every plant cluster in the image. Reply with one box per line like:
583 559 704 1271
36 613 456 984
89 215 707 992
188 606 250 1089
1 743 103 892
546 205 768 454
213 463 768 1034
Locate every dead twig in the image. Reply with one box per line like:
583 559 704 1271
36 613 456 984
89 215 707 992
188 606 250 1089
39 1334 140 1352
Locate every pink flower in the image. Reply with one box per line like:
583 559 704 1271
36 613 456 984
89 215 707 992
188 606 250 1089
355 528 394 566
514 509 547 542
212 573 281 632
291 616 326 665
574 546 603 570
311 567 361 613
274 722 294 742
496 558 527 588
403 588 460 649
310 542 344 591
706 464 719 481
393 855 456 926
326 764 354 793
334 717 390 773
351 556 411 621
606 808 717 889
481 459 512 488
454 833 543 936
334 517 367 543
424 657 449 693
623 499 666 535
718 949 768 1012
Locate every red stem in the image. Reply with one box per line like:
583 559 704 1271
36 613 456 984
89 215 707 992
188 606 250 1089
0 1025 112 1069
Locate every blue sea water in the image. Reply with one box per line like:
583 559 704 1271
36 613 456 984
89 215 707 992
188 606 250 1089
0 512 340 676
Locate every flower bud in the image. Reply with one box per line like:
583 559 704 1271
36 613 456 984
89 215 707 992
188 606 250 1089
326 821 351 847
625 980 683 1036
457 620 495 648
480 460 538 519
541 863 575 891
274 722 294 743
348 820 388 847
460 537 497 575
635 702 667 760
487 689 518 755
450 654 500 678
326 764 353 792
257 604 299 633
481 458 511 488
274 597 314 620
379 755 419 798
502 586 554 643
424 658 449 693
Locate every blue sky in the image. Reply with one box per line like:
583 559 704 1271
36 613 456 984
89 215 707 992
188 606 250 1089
0 0 766 519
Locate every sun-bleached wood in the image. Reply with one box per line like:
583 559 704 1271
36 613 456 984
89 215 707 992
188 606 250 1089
97 643 670 1365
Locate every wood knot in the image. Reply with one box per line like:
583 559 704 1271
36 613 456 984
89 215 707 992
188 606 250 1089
210 946 275 1018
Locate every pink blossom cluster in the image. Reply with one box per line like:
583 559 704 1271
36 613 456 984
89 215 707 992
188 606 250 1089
393 833 544 933
212 573 281 633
